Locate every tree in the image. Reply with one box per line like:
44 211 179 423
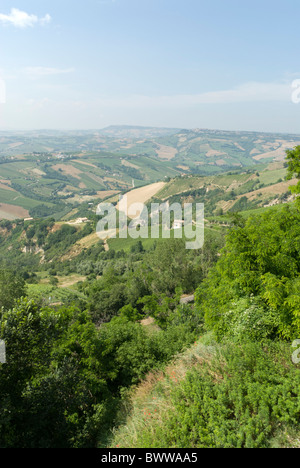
0 300 110 448
49 276 59 287
196 205 300 341
0 270 26 311
286 146 300 197
145 239 202 295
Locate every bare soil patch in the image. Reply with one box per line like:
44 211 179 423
0 203 29 220
0 182 15 192
253 142 300 161
155 144 177 160
73 160 98 169
52 164 83 179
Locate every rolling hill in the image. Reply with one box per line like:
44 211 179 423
0 127 299 222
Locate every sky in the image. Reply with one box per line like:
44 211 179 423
0 0 300 133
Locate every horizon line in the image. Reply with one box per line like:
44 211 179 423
0 125 300 137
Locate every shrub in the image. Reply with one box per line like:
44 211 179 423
129 342 300 448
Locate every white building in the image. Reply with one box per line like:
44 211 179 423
173 219 185 230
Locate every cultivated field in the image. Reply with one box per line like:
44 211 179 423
117 182 166 218
0 203 29 220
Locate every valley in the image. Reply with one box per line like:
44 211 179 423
0 126 299 223
1 127 300 449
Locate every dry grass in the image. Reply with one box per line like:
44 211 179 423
52 164 83 179
0 182 15 192
253 141 300 161
57 274 86 288
155 144 177 160
206 149 226 158
116 182 166 219
8 142 24 149
176 165 190 171
97 190 120 200
32 168 46 176
122 159 140 170
77 232 100 249
109 341 217 448
73 160 98 169
215 159 227 166
244 178 298 200
60 232 101 262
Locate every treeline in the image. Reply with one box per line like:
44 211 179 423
0 239 210 447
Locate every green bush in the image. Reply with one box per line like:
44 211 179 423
134 342 300 448
196 205 300 341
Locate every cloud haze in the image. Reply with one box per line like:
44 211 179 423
23 67 75 79
0 8 51 28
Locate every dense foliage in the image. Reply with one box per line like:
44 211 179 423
286 145 300 197
0 297 201 448
196 205 300 341
127 341 300 449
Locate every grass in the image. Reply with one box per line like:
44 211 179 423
107 225 206 252
27 282 86 305
157 176 206 199
259 167 287 185
240 201 293 218
0 187 45 209
109 336 300 449
108 335 216 449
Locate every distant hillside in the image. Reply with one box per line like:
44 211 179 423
154 160 296 217
0 161 294 269
0 127 299 221
150 128 300 172
98 125 180 139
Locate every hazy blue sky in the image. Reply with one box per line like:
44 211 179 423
1 0 300 132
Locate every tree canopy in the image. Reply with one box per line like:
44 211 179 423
286 145 300 197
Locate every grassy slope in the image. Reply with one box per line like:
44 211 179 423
109 334 300 449
108 336 216 449
155 162 296 216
